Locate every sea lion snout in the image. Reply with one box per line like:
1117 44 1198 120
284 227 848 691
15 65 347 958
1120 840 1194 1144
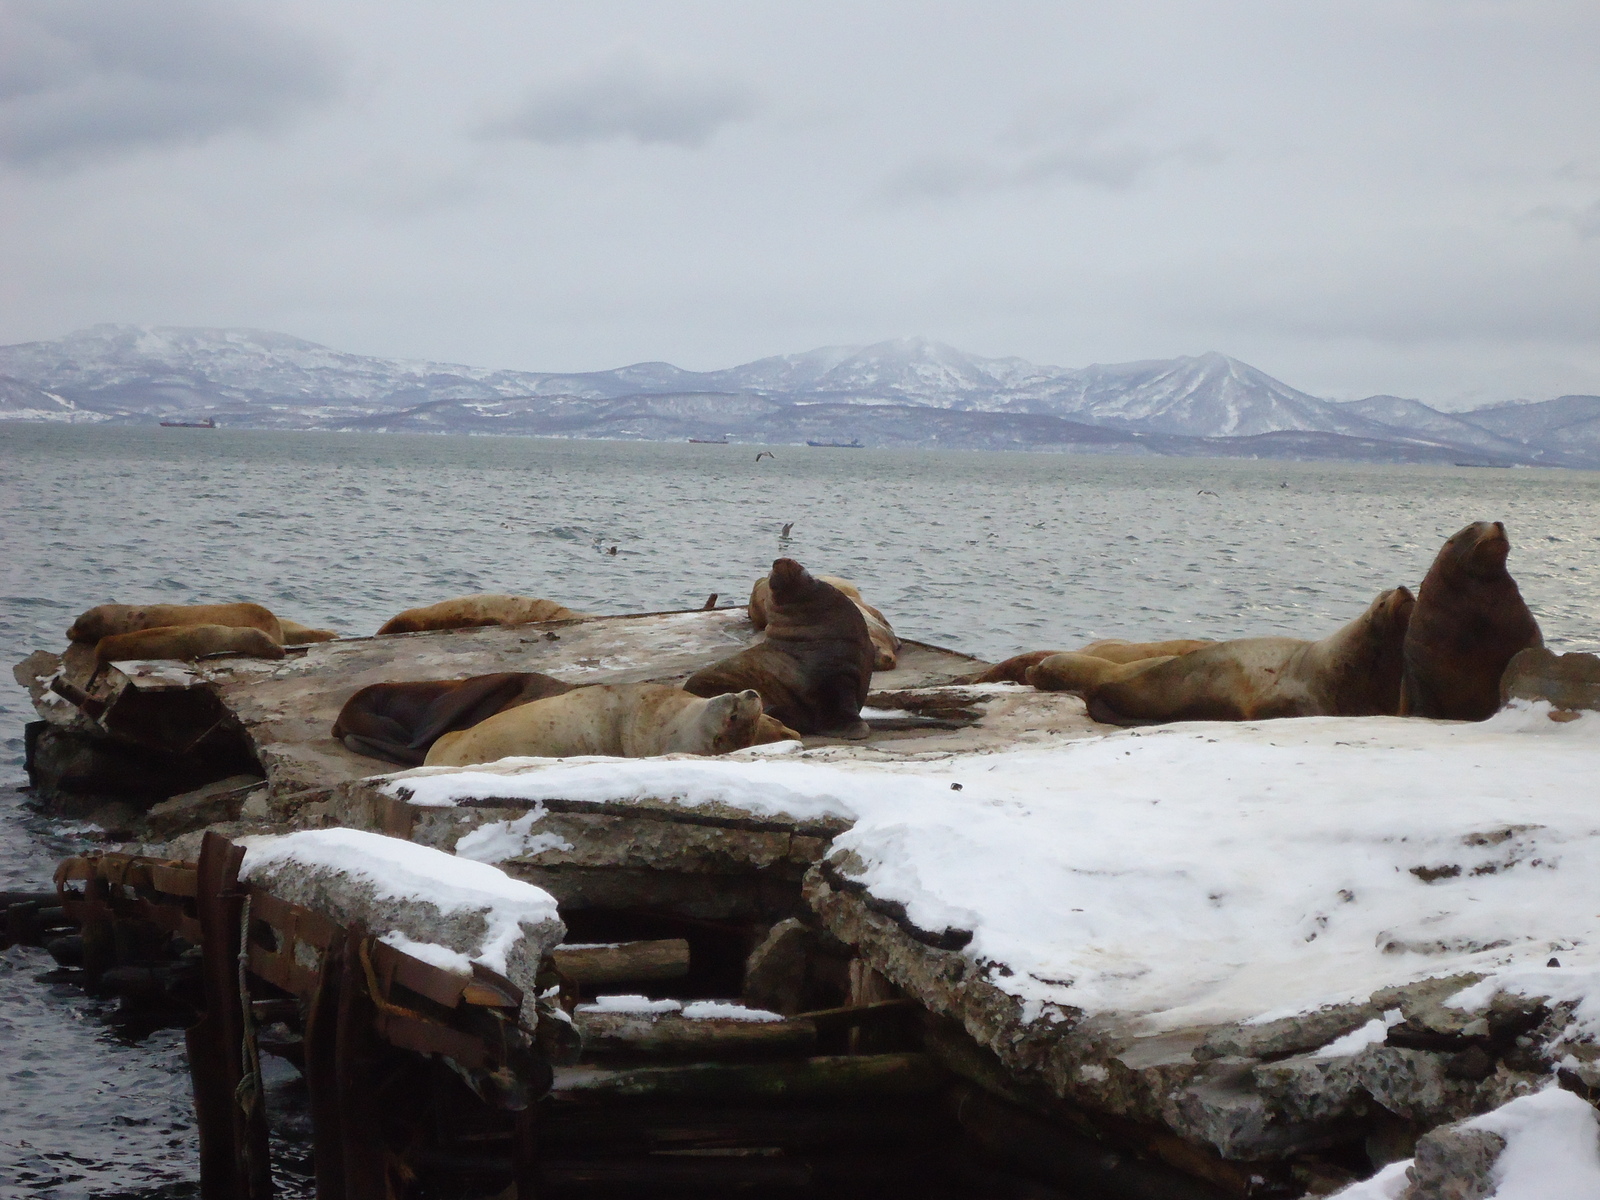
1446 520 1511 576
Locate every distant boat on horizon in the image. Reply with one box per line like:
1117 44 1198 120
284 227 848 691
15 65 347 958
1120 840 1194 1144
159 416 216 428
687 437 728 444
806 438 863 448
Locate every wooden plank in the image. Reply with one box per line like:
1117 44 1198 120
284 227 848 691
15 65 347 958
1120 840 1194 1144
573 1010 817 1061
552 938 690 985
550 1053 945 1103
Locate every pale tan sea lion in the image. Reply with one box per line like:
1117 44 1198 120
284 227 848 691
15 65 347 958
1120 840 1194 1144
95 624 287 664
1027 587 1415 725
333 672 574 765
1076 638 1216 664
69 602 283 645
280 619 339 644
1400 521 1543 721
749 572 900 671
377 594 587 635
424 684 766 765
969 638 1212 683
752 713 804 744
690 559 874 736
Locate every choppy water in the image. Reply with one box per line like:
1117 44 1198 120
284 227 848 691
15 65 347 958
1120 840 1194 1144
3 422 1600 1194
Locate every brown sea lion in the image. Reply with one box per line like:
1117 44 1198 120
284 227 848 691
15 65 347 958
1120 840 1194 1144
749 573 901 671
969 638 1213 683
376 594 588 636
1400 521 1543 720
95 624 286 664
424 684 766 765
687 559 874 736
1027 587 1416 726
752 713 804 743
69 602 283 645
333 672 574 766
280 619 339 644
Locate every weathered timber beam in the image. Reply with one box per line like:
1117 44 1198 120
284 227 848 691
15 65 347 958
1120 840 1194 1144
551 938 690 985
792 997 918 1032
573 1009 817 1060
537 1100 947 1152
950 1085 1229 1200
550 1052 945 1103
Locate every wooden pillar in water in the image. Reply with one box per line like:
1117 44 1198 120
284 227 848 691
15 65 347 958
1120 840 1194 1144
187 830 273 1199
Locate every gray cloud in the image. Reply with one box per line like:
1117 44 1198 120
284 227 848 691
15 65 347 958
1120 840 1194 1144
481 61 759 148
0 0 339 168
879 91 1220 202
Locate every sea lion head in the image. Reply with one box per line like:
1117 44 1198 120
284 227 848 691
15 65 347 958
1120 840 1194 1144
67 605 122 643
1439 520 1511 580
767 558 818 603
701 689 765 753
1369 585 1416 635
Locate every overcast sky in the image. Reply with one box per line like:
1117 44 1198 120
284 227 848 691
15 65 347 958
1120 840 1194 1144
2 0 1598 407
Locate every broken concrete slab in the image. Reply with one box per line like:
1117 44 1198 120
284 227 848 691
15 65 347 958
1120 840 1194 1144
143 774 266 839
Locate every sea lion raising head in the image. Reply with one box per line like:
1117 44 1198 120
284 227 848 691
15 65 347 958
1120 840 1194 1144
333 672 573 765
1400 521 1542 720
377 594 588 636
1028 587 1416 726
423 684 766 765
69 602 283 645
687 558 874 736
748 571 901 671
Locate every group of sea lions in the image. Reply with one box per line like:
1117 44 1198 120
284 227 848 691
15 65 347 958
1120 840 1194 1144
66 601 340 664
66 521 1537 772
975 520 1542 726
67 559 893 768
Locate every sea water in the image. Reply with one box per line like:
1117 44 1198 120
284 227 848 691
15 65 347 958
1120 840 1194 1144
3 423 1600 1195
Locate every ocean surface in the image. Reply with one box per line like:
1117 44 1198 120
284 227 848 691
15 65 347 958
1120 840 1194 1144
3 423 1600 1195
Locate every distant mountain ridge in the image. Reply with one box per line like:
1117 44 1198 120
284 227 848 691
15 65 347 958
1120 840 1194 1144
1 324 1596 467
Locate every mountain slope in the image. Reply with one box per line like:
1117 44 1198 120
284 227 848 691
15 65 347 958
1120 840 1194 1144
0 324 1591 466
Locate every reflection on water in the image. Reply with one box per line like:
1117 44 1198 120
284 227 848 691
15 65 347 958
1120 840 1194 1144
1 423 1599 1191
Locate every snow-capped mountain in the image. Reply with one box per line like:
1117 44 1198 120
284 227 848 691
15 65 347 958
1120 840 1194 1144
0 324 1593 465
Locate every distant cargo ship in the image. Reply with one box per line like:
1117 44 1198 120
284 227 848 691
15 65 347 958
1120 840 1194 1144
806 438 863 448
159 417 216 428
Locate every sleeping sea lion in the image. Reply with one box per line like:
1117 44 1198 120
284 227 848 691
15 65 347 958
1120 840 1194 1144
377 594 588 636
1400 521 1543 720
333 672 573 765
686 559 874 736
1027 587 1415 725
969 638 1213 683
1077 638 1216 664
280 619 339 644
749 573 901 671
70 602 283 645
95 624 286 664
424 684 766 765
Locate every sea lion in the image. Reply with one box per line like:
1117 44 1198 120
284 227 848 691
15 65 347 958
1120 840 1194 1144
753 713 804 744
94 624 287 664
377 594 588 635
1027 587 1416 725
1077 638 1216 664
969 638 1213 683
280 619 339 644
424 684 766 765
333 672 574 766
1400 521 1543 720
749 572 901 671
687 559 874 736
69 602 283 645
